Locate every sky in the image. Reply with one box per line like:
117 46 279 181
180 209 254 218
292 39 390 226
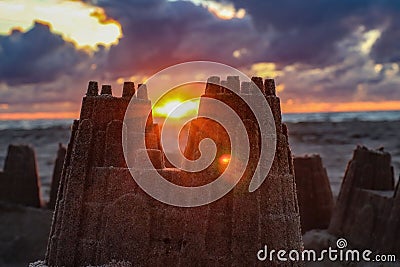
0 0 400 119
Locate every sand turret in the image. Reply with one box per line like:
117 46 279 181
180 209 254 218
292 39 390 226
0 145 41 207
48 144 67 210
101 84 112 95
122 81 135 98
294 154 334 233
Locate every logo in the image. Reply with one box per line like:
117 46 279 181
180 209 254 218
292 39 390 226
122 61 276 207
257 238 397 263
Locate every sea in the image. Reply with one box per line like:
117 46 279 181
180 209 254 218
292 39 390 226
0 110 400 130
282 110 400 123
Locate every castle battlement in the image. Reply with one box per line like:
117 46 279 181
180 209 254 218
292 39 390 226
205 75 277 97
85 81 147 100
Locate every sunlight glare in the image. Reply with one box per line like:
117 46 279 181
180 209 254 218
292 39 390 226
219 154 231 165
181 0 246 20
0 0 122 50
153 99 200 119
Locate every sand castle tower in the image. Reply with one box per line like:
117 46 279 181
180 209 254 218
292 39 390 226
293 155 334 233
45 78 303 266
0 144 42 207
48 144 67 210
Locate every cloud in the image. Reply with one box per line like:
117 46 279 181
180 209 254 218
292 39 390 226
276 29 400 104
214 0 400 67
0 21 90 86
87 0 264 77
0 0 122 49
201 0 400 105
371 20 400 63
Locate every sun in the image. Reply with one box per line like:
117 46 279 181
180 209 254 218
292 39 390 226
151 83 204 120
153 98 200 119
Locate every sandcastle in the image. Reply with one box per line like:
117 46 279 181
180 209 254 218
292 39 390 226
45 77 303 266
329 146 399 256
293 155 334 234
0 145 41 207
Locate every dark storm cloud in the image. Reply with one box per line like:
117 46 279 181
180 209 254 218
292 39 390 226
279 48 400 103
371 19 400 63
0 21 89 86
88 0 262 77
91 0 400 83
216 0 399 67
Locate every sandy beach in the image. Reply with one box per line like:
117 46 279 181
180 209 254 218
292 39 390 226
1 116 400 266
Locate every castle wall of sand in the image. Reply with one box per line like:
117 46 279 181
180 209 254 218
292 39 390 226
45 78 303 266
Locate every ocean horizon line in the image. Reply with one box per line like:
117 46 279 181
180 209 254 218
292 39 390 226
0 110 400 130
1 109 400 121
